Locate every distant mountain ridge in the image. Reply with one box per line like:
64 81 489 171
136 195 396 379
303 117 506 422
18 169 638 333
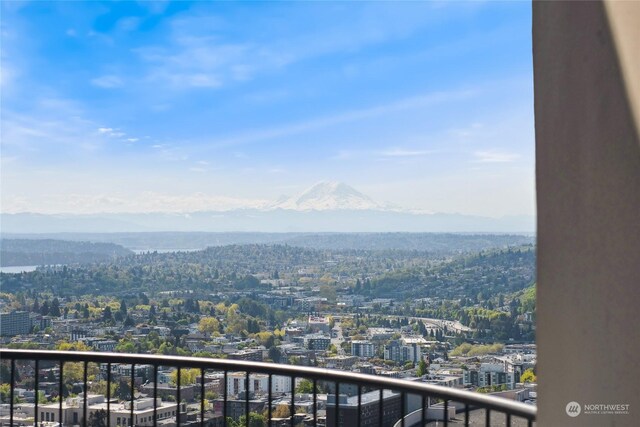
0 181 536 233
0 210 535 234
0 232 535 252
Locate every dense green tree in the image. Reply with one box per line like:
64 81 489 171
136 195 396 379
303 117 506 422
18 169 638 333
295 379 319 394
88 409 108 427
114 380 131 401
103 306 113 321
520 368 537 383
416 359 428 377
139 293 149 305
40 300 50 316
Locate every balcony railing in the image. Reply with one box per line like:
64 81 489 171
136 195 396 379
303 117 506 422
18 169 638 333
0 349 535 427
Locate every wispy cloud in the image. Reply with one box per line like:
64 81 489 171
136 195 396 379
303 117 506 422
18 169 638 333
136 39 250 89
1 99 103 154
379 148 434 158
116 17 141 32
332 150 357 161
268 168 286 174
151 143 189 162
91 75 123 88
133 2 440 90
473 150 520 163
0 60 16 88
1 192 272 214
140 1 171 15
333 147 435 161
98 127 146 144
209 89 476 148
188 160 213 173
449 122 484 138
97 127 126 138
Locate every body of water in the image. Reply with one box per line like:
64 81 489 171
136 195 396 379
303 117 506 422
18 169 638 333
0 265 39 273
132 248 203 254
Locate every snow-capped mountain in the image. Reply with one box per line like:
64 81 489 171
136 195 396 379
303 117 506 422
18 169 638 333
0 181 536 233
272 181 384 211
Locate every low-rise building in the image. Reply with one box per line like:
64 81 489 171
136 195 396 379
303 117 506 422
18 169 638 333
307 316 330 333
367 328 395 341
26 394 180 427
228 349 263 362
212 397 266 420
293 334 331 351
325 356 358 370
140 383 198 402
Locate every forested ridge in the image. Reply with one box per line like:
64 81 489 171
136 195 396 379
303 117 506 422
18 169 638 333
0 244 534 302
0 239 132 267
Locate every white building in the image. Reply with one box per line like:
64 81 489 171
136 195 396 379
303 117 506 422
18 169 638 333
226 373 292 396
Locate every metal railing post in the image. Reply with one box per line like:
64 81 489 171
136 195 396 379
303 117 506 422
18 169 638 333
107 363 111 427
378 388 383 427
312 378 317 427
245 371 250 427
59 360 64 427
130 364 135 427
334 381 339 427
357 385 362 427
0 349 537 426
444 399 449 427
290 376 295 427
200 368 205 427
176 366 181 427
401 391 406 427
10 358 15 427
34 359 39 427
83 361 88 427
153 365 158 427
223 371 227 423
268 374 272 427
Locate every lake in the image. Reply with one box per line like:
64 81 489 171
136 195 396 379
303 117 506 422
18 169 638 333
0 265 39 273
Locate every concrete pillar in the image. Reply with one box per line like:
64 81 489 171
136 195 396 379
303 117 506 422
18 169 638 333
534 1 640 426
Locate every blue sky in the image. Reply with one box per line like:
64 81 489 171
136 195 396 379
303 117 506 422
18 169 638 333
1 1 535 217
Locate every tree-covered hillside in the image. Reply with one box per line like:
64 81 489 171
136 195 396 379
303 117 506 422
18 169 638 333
0 239 133 267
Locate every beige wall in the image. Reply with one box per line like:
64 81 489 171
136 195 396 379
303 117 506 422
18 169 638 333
534 1 640 426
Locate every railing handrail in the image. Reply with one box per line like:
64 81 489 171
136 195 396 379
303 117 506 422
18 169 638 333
0 348 536 421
